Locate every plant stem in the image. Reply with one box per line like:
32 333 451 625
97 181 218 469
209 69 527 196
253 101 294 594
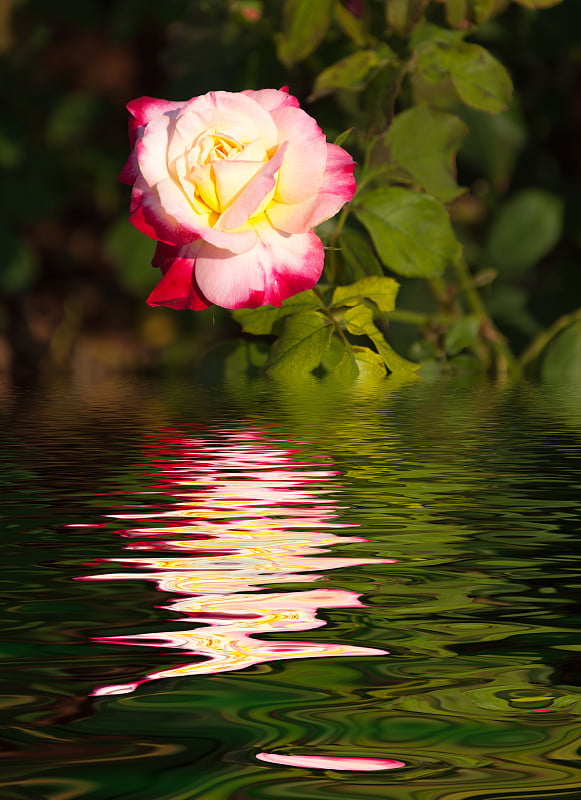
519 307 581 370
386 308 456 326
332 202 351 240
313 285 351 348
454 258 487 316
453 258 518 381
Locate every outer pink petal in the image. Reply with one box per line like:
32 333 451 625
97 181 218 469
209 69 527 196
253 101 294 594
127 96 184 133
314 142 357 226
137 117 174 188
147 243 210 310
241 87 300 112
267 143 356 234
193 229 324 309
119 151 138 185
129 180 197 246
270 107 327 204
123 98 183 185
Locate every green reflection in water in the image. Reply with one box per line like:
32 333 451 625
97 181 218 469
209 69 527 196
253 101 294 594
0 375 580 800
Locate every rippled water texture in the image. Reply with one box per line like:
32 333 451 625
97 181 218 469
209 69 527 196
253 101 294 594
1 375 580 800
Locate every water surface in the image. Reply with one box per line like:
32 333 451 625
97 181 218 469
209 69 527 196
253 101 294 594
1 375 580 800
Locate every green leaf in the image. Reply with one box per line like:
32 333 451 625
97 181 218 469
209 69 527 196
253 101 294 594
331 343 388 383
233 290 320 335
415 40 512 114
386 0 430 37
334 128 353 147
541 319 581 386
343 303 419 375
369 105 468 202
343 302 378 337
361 60 407 132
486 190 563 275
351 345 388 380
319 333 353 373
445 0 496 28
411 21 464 47
339 229 384 279
265 311 333 378
333 350 359 381
444 315 480 355
277 0 333 67
355 187 461 278
333 0 369 46
450 43 512 113
309 48 396 101
332 276 399 312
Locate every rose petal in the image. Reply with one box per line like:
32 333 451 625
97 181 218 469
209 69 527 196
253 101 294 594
194 229 324 309
147 243 209 310
216 143 287 231
127 96 184 129
154 176 258 252
137 116 174 188
129 181 191 246
267 143 356 234
241 87 301 112
169 91 278 166
212 160 266 213
270 107 327 204
313 142 357 226
119 151 138 186
127 96 184 149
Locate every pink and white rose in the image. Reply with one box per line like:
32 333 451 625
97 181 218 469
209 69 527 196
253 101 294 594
120 88 356 310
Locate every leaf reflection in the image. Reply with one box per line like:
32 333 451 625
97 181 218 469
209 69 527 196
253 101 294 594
84 431 392 695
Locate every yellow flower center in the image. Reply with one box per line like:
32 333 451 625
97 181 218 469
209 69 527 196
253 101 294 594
198 132 244 165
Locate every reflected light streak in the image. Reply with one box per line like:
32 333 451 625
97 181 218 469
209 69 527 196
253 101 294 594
256 753 406 771
84 431 392 695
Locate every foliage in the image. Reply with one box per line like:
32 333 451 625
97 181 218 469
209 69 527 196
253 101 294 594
227 0 576 383
0 0 580 384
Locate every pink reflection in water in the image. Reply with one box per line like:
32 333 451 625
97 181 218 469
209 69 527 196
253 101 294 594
256 752 406 771
84 431 392 695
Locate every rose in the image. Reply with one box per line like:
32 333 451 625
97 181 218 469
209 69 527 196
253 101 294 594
120 88 356 310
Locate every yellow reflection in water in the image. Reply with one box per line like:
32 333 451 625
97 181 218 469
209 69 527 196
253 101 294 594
85 431 391 695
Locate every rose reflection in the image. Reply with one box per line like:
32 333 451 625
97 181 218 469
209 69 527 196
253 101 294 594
84 431 392 695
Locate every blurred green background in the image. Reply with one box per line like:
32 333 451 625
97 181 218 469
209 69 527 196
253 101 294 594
1 0 580 380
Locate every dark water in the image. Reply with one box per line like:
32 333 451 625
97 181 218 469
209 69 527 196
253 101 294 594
1 374 580 800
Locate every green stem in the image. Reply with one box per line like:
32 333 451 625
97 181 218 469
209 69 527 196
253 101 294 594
313 285 351 348
453 258 518 381
386 308 456 326
332 202 351 241
519 307 581 369
454 258 487 317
